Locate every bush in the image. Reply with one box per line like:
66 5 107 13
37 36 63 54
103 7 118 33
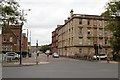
22 51 28 57
2 51 12 54
113 54 120 61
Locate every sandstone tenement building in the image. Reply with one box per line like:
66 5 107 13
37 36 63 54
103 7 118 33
52 10 112 58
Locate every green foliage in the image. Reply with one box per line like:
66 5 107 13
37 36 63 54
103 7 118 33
102 0 120 53
0 0 24 25
39 45 49 53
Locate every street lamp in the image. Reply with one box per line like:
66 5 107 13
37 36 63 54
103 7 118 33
20 21 24 65
19 9 31 65
29 31 31 54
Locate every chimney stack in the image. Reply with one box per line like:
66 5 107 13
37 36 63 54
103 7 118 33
64 20 67 23
70 9 73 17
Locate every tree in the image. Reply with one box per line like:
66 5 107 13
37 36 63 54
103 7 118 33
0 0 24 26
101 0 120 55
39 45 49 53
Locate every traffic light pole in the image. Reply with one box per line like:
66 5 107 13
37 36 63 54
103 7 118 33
36 40 38 65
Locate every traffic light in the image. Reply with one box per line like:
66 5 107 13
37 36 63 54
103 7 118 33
36 40 38 48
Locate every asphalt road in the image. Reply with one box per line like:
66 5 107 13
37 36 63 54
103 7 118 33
0 54 2 80
2 54 118 78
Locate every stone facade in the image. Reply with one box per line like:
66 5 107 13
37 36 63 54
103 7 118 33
52 25 62 53
52 10 112 58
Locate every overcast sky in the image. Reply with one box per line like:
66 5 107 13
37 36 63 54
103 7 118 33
19 0 109 46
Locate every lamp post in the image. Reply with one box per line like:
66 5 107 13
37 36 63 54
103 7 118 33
19 9 31 65
30 31 31 54
20 22 24 65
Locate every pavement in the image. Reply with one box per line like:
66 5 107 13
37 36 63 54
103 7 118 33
2 53 118 67
2 53 50 66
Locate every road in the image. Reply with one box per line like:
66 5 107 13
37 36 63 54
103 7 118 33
0 54 2 80
2 54 118 78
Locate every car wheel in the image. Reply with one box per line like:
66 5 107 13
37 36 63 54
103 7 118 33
15 57 19 60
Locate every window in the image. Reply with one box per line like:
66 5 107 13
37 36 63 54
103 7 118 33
88 19 90 25
79 48 82 54
69 29 70 32
79 39 82 45
105 31 108 37
99 30 102 36
69 38 70 45
3 36 6 42
87 48 90 55
105 39 108 44
99 20 102 26
88 39 91 45
79 28 82 35
72 27 73 35
93 25 97 28
100 39 103 45
71 37 73 45
104 21 108 26
79 19 82 24
10 37 12 42
110 32 113 37
88 29 90 35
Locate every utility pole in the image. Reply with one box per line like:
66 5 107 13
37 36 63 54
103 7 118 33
20 22 24 65
36 40 38 65
30 31 31 53
19 9 31 65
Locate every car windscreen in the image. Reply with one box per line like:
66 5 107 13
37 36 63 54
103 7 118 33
7 53 15 56
99 54 106 56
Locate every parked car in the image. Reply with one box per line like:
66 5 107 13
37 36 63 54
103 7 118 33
4 52 20 61
52 52 59 58
93 53 107 60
